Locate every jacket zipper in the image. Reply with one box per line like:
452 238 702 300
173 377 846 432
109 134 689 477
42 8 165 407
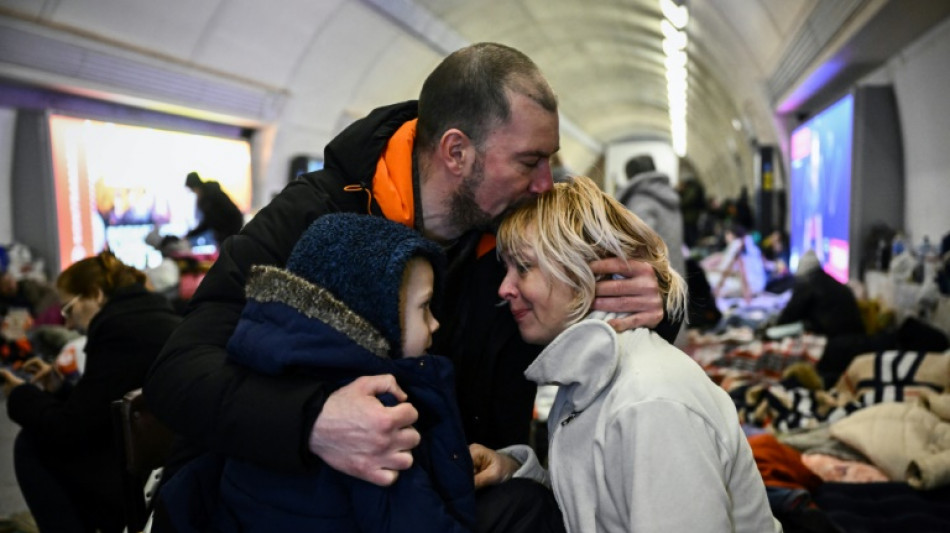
560 410 582 426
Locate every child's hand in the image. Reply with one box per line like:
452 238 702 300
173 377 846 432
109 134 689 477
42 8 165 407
470 442 520 489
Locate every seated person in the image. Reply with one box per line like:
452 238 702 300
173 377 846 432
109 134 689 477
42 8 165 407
776 249 865 338
702 223 767 300
471 176 780 532
778 249 876 386
1 271 61 325
0 251 181 533
160 213 477 532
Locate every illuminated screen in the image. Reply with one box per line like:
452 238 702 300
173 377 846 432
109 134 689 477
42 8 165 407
49 114 252 272
788 94 853 283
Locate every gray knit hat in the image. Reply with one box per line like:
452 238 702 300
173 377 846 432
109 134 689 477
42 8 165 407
286 213 445 358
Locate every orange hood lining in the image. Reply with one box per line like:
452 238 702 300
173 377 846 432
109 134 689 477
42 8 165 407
373 119 417 229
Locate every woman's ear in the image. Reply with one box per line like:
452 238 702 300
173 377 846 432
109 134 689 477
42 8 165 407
438 129 474 178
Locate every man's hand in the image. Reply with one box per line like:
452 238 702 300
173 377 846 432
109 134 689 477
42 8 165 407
470 442 520 489
590 257 664 332
309 375 420 486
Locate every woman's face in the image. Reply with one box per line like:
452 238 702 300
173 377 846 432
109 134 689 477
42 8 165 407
58 290 102 334
498 242 575 345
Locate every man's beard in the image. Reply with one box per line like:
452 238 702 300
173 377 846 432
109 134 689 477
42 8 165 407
448 156 496 233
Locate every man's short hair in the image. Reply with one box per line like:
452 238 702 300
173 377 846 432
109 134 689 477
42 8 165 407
185 172 202 188
624 155 656 179
416 42 558 152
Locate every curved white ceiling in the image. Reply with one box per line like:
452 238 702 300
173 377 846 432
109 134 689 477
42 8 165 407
0 0 947 197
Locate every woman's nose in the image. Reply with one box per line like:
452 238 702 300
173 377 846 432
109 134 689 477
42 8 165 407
498 271 517 300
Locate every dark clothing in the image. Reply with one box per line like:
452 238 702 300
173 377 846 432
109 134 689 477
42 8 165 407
776 269 865 338
185 181 244 245
475 479 566 533
161 264 475 532
13 430 90 533
145 101 679 483
678 177 706 247
7 284 180 533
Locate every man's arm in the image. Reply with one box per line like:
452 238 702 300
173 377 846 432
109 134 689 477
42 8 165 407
145 175 420 481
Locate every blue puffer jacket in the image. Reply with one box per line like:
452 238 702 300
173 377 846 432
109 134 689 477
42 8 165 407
161 263 476 532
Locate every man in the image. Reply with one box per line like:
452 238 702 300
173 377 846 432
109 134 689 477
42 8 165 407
184 171 245 246
145 43 674 530
616 154 686 277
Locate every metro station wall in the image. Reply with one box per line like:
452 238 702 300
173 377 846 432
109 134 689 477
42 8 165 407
888 16 950 246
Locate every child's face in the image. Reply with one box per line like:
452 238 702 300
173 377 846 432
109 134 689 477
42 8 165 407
498 242 575 345
400 258 439 358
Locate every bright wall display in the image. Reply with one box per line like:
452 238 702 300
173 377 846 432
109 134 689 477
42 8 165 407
48 114 252 272
788 94 854 283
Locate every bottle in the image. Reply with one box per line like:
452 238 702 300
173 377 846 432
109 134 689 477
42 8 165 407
892 233 906 257
875 238 889 271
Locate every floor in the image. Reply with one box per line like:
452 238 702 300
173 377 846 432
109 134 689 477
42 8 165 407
0 395 28 518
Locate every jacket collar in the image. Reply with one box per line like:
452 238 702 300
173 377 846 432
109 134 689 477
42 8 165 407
246 265 390 358
524 311 629 412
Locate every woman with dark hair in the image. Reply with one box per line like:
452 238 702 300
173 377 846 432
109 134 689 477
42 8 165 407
0 251 181 533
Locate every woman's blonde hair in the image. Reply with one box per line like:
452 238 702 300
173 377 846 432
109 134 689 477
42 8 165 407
57 250 147 299
497 175 686 325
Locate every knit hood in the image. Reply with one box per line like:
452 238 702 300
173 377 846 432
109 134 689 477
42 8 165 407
282 212 445 358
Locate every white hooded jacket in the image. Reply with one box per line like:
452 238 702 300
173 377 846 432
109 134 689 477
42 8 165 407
505 313 781 532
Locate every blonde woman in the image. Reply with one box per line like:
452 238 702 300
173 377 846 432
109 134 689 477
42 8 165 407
471 176 780 532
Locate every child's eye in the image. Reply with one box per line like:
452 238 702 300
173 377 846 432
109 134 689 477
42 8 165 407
516 261 532 274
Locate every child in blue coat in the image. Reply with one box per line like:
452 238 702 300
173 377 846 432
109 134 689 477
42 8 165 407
161 212 475 532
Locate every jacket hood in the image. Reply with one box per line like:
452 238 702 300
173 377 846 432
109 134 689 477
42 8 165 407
324 101 419 189
285 213 445 359
246 264 390 360
617 171 680 210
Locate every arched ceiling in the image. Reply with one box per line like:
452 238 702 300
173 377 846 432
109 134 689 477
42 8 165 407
1 0 947 199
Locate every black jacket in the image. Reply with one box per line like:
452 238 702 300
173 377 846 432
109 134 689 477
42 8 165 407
185 181 244 244
776 269 865 338
146 100 677 477
7 284 180 532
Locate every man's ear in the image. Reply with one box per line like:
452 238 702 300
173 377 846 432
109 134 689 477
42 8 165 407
438 128 474 178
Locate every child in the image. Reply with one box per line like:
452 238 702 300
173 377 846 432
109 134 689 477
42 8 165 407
160 213 475 532
471 176 780 532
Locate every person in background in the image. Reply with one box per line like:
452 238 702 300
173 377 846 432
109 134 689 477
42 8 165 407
735 185 755 232
703 223 766 301
145 43 675 532
1 270 61 326
677 174 706 248
615 154 685 277
471 176 779 532
776 249 867 386
183 171 245 247
776 250 864 338
0 251 181 533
